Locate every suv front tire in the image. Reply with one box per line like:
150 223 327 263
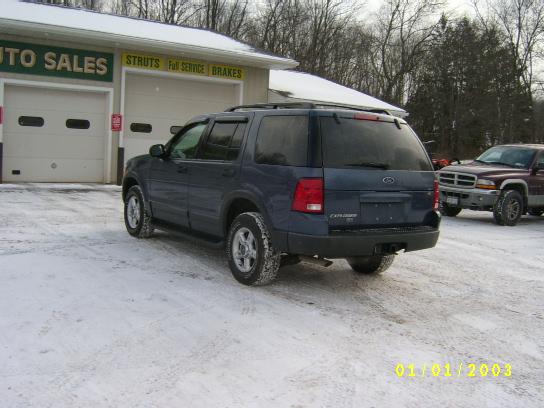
124 185 154 238
226 212 281 286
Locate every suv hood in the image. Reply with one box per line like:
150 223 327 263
441 162 528 177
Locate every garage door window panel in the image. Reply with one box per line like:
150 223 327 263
170 125 183 135
130 123 153 133
18 116 44 127
169 123 208 160
66 119 90 130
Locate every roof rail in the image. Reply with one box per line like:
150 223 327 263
225 102 392 115
225 103 314 111
314 103 392 115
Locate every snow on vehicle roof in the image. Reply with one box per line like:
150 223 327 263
269 70 406 115
0 0 298 69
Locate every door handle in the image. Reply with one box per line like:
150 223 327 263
222 168 236 177
177 165 188 174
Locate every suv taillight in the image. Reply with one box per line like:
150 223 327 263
292 178 324 214
433 180 440 210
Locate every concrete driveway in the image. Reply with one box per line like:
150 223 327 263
0 184 543 408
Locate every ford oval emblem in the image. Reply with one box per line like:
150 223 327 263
383 177 395 184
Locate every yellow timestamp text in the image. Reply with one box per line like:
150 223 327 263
395 363 512 378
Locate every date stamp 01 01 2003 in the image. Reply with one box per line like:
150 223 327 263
395 363 512 378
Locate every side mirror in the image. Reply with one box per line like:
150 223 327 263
149 144 165 158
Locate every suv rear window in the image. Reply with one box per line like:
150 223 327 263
320 117 432 171
255 115 309 166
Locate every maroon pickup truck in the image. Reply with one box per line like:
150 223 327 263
438 144 544 226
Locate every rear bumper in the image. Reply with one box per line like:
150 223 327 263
439 185 499 209
287 227 440 258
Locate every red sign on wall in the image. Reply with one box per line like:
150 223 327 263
111 113 122 131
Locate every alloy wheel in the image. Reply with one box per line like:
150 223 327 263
127 195 141 229
506 198 520 221
232 227 257 274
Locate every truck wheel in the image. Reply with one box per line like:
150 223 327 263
124 185 154 238
226 212 281 286
346 255 395 275
493 190 523 226
441 204 462 217
528 209 543 217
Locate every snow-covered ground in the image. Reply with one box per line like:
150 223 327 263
0 184 542 408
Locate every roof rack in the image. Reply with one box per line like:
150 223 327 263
225 102 391 115
225 102 313 111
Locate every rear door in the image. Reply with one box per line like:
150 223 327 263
319 113 435 230
188 114 251 237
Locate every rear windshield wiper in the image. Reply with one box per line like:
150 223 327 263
345 162 390 169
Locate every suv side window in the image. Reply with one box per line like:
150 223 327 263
200 122 247 161
169 122 207 159
255 115 309 166
536 152 544 167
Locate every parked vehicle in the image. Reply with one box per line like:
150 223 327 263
438 144 544 226
122 103 441 285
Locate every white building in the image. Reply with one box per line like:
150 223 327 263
0 0 296 184
0 1 405 185
268 70 406 117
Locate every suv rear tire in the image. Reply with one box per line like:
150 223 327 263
124 185 154 238
226 212 281 286
528 208 543 217
346 255 395 275
493 189 523 226
441 204 462 217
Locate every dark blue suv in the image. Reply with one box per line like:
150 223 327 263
122 103 440 285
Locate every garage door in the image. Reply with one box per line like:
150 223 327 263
2 85 108 182
124 74 238 162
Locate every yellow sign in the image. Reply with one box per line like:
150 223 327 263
209 64 245 80
167 58 207 76
122 52 244 80
122 53 164 70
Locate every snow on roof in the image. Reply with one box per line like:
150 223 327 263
0 0 297 69
269 70 406 114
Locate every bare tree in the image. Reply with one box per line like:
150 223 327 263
370 0 444 105
30 0 544 147
474 0 544 89
37 0 104 9
190 0 250 37
157 0 194 24
109 0 132 15
473 0 544 142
